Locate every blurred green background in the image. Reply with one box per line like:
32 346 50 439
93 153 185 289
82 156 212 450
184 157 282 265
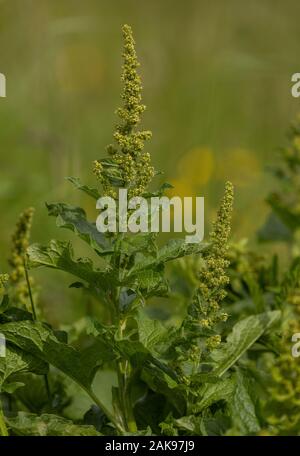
1 0 300 322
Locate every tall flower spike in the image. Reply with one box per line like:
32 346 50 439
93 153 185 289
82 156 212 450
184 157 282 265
9 207 35 306
190 181 234 350
93 24 154 198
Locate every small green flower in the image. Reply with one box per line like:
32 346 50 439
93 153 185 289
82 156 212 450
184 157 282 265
206 334 222 350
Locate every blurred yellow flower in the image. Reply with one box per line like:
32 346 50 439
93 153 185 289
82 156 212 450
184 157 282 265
167 178 195 198
177 147 214 187
216 148 261 187
167 146 214 198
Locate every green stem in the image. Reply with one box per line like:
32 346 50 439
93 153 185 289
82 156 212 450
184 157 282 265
116 318 137 432
112 232 137 433
123 362 137 432
0 401 8 436
24 259 51 401
87 389 125 434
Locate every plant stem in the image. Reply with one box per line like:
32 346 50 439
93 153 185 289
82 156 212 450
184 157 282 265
24 259 51 401
0 401 8 436
112 233 137 433
123 362 137 432
87 389 125 434
116 317 137 432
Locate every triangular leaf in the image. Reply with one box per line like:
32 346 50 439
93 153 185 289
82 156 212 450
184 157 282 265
211 311 281 377
66 176 101 200
46 202 111 254
28 240 115 291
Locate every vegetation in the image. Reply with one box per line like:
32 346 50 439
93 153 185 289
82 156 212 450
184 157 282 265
0 24 299 437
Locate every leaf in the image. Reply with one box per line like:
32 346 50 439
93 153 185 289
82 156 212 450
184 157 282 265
0 295 9 314
141 365 185 415
258 212 292 242
211 311 281 377
46 202 111 254
119 233 157 257
143 182 174 198
171 415 199 433
2 381 25 394
88 317 179 389
130 239 208 274
28 240 115 291
0 345 48 390
192 378 234 413
200 415 230 436
230 369 260 434
126 269 169 298
135 309 168 355
158 239 208 263
6 412 101 436
267 193 300 231
0 320 100 391
0 307 33 324
66 176 101 200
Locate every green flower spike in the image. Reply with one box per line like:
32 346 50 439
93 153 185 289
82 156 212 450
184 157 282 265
9 207 35 306
93 24 154 199
191 181 234 349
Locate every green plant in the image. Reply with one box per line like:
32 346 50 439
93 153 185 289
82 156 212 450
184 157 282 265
0 24 296 437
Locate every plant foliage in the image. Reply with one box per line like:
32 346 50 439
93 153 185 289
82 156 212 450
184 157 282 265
0 24 298 437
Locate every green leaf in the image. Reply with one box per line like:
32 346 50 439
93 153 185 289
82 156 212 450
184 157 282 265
0 345 48 391
230 369 260 434
141 365 185 415
258 212 292 242
267 193 300 231
0 295 9 314
66 176 101 200
126 269 169 298
171 415 199 433
135 309 168 355
192 378 235 413
211 311 281 377
6 412 101 436
1 381 25 394
158 239 208 263
119 233 157 257
28 240 115 291
0 321 99 391
130 239 208 274
0 307 33 324
143 182 174 198
46 202 111 254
